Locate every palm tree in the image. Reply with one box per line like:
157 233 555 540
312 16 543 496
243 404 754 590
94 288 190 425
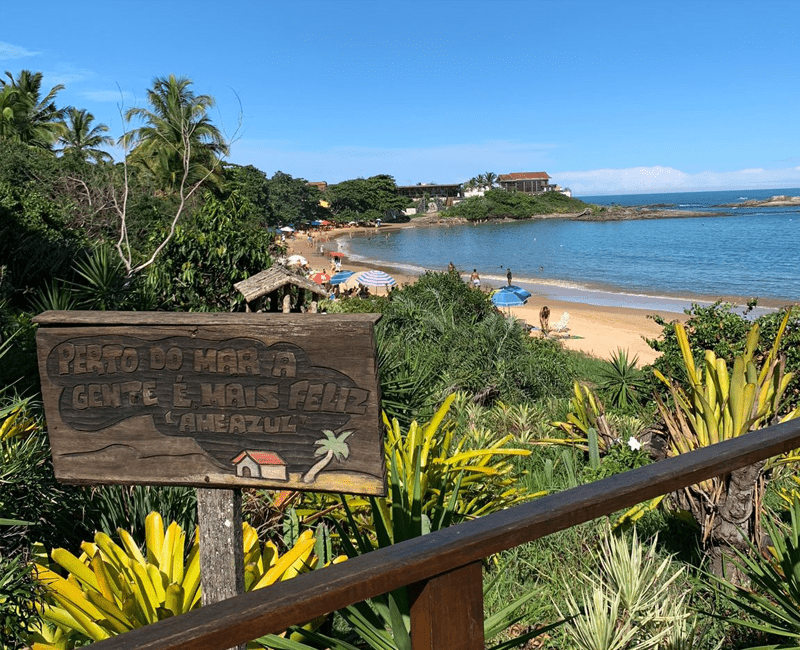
122 74 228 190
0 69 66 148
484 172 497 189
302 430 353 483
58 108 114 162
474 173 486 189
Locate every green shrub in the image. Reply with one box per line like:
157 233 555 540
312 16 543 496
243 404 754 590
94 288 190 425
441 189 589 221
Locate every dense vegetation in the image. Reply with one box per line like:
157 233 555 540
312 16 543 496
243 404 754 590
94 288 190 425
440 188 590 220
2 67 800 650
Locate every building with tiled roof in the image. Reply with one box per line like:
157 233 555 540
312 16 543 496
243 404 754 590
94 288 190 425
497 172 555 195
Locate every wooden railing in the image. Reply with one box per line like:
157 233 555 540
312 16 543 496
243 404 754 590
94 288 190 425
91 418 800 650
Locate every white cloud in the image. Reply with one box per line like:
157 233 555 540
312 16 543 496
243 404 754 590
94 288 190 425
557 166 800 196
0 41 39 60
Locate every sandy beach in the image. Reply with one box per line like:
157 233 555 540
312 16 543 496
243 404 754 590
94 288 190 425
285 226 683 365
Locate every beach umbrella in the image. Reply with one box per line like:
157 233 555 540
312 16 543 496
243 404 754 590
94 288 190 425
505 285 532 300
355 270 396 288
286 255 308 266
328 251 344 258
491 288 527 308
329 270 356 285
311 271 331 285
279 226 295 232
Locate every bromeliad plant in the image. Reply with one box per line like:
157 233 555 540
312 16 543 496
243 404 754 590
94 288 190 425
28 512 341 649
258 444 561 650
291 394 541 535
653 308 800 579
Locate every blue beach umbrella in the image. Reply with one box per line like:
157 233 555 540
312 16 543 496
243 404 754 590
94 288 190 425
491 288 528 307
329 270 356 285
505 285 532 300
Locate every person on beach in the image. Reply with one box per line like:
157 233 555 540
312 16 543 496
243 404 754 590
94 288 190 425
470 269 480 288
448 261 456 274
507 269 512 286
539 306 550 337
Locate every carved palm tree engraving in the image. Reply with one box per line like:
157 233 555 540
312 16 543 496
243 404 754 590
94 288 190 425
302 429 353 483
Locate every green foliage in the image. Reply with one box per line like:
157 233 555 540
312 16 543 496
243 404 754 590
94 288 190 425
145 191 276 311
274 402 555 650
0 553 44 650
442 189 589 221
122 74 228 191
265 170 326 225
0 404 93 557
597 349 648 410
343 271 575 425
711 496 800 647
556 526 699 650
647 302 800 410
0 70 65 149
327 175 411 223
582 441 651 483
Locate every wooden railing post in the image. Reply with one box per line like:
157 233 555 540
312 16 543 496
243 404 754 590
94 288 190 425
409 561 484 650
197 488 245 650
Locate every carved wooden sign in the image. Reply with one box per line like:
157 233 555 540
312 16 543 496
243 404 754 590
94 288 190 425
34 312 386 496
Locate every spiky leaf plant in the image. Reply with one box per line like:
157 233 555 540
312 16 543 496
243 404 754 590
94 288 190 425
555 526 700 650
711 495 800 647
28 512 341 649
597 349 648 410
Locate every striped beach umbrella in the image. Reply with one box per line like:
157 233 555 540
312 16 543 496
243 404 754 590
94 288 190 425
355 270 397 288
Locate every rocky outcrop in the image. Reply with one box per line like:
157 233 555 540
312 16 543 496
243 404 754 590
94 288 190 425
720 195 800 208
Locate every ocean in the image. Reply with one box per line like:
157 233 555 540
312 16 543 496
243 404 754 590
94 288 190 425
333 188 800 314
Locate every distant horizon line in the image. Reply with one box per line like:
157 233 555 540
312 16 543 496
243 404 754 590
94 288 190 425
575 185 800 198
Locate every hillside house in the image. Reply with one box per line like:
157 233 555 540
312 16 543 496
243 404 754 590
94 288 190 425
497 172 555 194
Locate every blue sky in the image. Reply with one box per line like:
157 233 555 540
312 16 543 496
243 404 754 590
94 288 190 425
3 0 800 196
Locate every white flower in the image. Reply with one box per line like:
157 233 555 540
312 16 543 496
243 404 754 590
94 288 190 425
627 436 642 451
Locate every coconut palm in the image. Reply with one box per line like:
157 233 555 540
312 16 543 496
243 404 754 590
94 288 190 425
121 74 228 190
0 69 66 148
58 108 114 163
484 172 497 188
302 430 353 483
474 173 486 189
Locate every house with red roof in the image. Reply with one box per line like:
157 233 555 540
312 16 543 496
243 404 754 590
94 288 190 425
231 450 288 481
497 172 556 195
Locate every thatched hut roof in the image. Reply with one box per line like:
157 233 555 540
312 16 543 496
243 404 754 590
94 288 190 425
234 266 327 304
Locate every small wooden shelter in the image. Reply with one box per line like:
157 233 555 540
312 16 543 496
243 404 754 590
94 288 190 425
234 266 328 313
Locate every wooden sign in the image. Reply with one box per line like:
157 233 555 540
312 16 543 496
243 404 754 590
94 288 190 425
34 311 386 496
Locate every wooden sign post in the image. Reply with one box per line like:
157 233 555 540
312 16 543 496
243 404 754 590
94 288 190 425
34 311 386 644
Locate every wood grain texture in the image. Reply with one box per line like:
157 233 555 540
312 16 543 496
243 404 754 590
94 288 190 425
197 489 246 650
410 562 484 650
35 312 385 495
88 418 800 650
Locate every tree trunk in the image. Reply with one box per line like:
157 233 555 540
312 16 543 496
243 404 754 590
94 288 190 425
707 461 765 584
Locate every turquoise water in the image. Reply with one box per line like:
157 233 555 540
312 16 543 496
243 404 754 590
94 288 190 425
334 188 800 313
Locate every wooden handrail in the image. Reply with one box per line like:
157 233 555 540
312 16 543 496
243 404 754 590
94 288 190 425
90 418 800 650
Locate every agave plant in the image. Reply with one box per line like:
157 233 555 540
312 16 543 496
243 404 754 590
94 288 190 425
597 349 648 410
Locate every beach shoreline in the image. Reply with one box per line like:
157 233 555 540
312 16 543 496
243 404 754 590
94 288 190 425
285 226 687 365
